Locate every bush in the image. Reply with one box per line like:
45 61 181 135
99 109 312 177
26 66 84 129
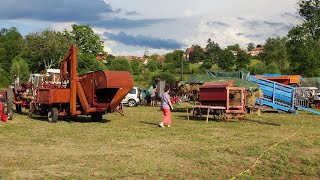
78 53 107 74
152 72 176 86
108 57 133 74
188 63 201 74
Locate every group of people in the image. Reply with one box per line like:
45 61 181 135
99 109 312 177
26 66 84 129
138 86 158 107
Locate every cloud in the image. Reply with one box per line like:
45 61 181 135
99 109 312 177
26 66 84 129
206 21 230 27
105 32 185 49
244 34 265 38
0 0 300 55
125 11 140 16
0 0 169 30
237 17 246 21
236 33 245 36
0 0 117 22
281 12 299 19
244 20 294 31
89 18 170 29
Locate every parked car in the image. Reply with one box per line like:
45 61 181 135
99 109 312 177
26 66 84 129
121 87 140 107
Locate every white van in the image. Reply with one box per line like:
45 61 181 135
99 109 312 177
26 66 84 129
121 87 140 107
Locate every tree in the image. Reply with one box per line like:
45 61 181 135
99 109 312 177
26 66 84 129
131 59 142 75
10 56 30 82
149 54 160 61
108 57 133 74
107 54 115 62
219 49 235 70
164 50 186 73
68 24 105 56
201 59 213 69
163 62 176 73
247 42 255 51
146 59 158 72
249 60 266 75
0 67 11 87
0 27 24 71
298 0 320 40
24 29 72 71
189 45 204 63
204 39 222 64
260 37 289 73
77 53 107 74
236 50 250 70
227 44 250 70
266 62 281 74
286 0 320 76
152 72 176 86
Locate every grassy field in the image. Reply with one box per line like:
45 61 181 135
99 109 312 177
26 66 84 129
0 105 319 179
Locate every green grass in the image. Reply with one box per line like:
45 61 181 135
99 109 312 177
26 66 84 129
0 105 319 179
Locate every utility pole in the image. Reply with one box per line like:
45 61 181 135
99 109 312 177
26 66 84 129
180 54 184 81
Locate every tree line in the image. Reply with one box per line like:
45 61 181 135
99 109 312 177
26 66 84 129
0 0 319 87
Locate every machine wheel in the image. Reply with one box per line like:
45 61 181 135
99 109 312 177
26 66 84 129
127 99 136 107
48 107 59 123
5 89 14 120
15 104 22 113
91 113 103 122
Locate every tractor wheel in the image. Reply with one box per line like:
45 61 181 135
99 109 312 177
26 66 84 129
5 89 14 120
91 113 103 122
127 99 136 107
16 104 22 113
47 107 59 123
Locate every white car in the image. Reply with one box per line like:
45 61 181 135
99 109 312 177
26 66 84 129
121 87 140 107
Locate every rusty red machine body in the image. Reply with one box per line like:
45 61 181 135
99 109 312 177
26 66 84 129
30 44 133 122
196 81 246 119
0 90 13 122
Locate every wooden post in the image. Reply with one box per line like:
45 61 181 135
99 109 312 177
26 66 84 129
206 107 210 123
187 106 189 121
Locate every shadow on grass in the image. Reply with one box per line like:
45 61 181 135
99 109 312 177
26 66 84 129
140 121 159 126
176 115 237 122
22 112 111 124
243 119 281 126
65 116 111 124
177 114 281 126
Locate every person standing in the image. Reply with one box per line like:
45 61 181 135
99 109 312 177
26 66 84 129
159 86 173 128
150 86 156 107
139 89 146 106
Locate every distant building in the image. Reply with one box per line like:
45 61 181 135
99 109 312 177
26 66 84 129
185 47 194 61
231 50 238 56
185 47 205 63
96 55 107 63
249 44 264 56
120 54 166 65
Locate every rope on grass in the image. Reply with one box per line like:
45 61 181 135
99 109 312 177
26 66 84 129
230 115 305 180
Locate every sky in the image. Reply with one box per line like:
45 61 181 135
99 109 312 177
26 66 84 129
0 0 301 56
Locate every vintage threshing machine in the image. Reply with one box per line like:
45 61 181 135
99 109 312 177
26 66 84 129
193 81 246 120
27 44 133 122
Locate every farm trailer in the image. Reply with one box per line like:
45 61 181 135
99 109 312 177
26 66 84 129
188 81 246 121
27 44 133 122
249 76 320 115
